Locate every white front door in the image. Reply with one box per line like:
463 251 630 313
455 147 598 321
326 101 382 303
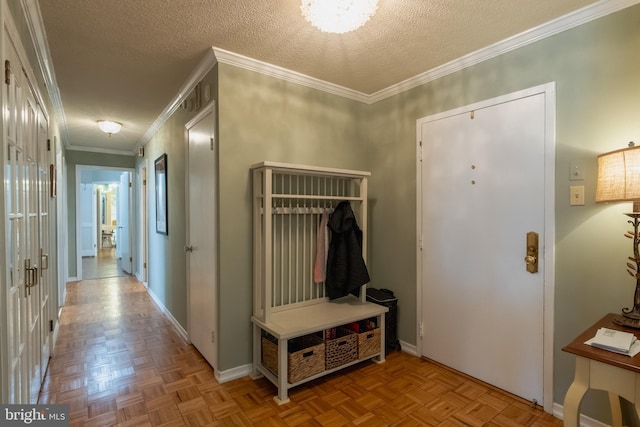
186 102 218 368
118 172 132 274
419 86 554 407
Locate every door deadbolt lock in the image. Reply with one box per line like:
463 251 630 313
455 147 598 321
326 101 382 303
524 231 539 273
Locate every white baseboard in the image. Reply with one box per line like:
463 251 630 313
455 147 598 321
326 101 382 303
66 277 78 282
146 287 189 343
552 402 609 426
399 340 417 356
51 318 60 357
215 363 253 384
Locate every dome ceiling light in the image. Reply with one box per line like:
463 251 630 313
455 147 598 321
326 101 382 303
300 0 379 34
97 120 122 136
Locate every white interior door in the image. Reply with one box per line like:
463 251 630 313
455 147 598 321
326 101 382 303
79 184 96 257
37 107 51 385
186 102 218 368
3 37 51 403
24 71 43 406
420 89 551 405
5 75 28 403
137 163 148 283
118 172 132 274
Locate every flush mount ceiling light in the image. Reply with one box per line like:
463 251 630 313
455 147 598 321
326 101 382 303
300 0 379 34
97 120 122 136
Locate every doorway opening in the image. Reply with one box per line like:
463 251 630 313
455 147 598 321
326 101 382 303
76 166 135 280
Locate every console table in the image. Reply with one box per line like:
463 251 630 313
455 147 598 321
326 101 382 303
562 313 640 426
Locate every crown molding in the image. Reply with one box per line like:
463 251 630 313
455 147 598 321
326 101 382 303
212 0 640 105
136 47 218 148
21 0 70 145
25 0 640 153
369 0 640 103
66 144 136 156
213 47 371 104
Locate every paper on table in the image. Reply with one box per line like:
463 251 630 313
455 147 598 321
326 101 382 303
585 327 640 357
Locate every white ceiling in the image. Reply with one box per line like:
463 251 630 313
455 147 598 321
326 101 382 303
34 0 626 154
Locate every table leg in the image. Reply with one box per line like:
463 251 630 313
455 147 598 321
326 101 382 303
563 357 590 427
608 393 623 427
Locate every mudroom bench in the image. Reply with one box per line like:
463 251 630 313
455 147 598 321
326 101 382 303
250 161 385 404
251 296 387 404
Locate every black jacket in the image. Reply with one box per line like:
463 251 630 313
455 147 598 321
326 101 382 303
325 201 370 300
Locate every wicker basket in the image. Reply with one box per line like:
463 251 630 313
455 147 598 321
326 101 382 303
261 335 278 375
262 333 325 383
325 327 358 370
358 328 381 359
288 335 325 383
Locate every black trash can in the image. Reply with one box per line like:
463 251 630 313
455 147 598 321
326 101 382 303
366 288 400 354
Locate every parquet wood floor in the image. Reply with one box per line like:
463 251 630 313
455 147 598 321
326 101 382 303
82 248 126 280
39 277 563 426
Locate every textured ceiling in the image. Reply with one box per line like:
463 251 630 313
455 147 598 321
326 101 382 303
37 0 603 154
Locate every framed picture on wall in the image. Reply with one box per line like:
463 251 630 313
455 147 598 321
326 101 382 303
155 153 168 235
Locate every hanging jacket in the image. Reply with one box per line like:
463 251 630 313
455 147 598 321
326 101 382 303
325 201 370 300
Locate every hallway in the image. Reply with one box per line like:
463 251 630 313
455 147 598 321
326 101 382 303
39 277 562 426
82 248 127 280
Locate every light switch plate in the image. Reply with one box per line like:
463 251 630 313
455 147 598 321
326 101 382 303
570 161 585 181
570 185 585 206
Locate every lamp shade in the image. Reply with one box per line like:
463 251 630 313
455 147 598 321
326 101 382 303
596 145 640 205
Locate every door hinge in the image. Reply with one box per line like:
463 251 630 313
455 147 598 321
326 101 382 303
49 320 53 332
47 139 51 151
418 140 423 162
129 257 133 263
5 60 10 85
211 331 215 343
128 181 132 188
210 137 214 151
419 322 424 337
143 179 146 186
143 262 147 269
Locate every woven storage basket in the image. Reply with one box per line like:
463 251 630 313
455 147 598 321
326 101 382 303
325 327 358 370
287 335 325 383
358 328 381 359
262 335 278 375
261 334 325 383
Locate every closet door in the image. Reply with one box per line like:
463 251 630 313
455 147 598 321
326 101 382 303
37 107 51 381
4 51 32 404
3 38 47 404
186 102 218 369
23 73 43 404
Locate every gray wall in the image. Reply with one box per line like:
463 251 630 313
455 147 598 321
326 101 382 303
366 5 640 422
140 66 220 333
66 151 136 277
216 63 369 371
